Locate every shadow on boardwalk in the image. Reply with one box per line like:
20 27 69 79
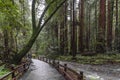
19 59 65 80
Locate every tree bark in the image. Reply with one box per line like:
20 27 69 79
71 0 77 58
115 0 119 51
107 0 114 51
3 30 9 62
64 1 68 55
32 0 37 34
60 19 64 55
79 0 84 53
96 0 106 53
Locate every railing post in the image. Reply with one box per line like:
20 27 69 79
64 64 67 72
57 61 59 69
12 67 15 79
63 64 67 76
23 63 26 72
78 71 83 80
52 59 55 65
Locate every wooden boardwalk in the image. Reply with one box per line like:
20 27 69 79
19 59 65 80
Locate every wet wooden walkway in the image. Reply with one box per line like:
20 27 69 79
19 59 65 80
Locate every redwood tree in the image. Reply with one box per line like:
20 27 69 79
107 0 114 51
79 0 84 53
70 0 77 58
96 0 106 53
64 1 68 54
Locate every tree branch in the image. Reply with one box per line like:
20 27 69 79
37 0 67 33
32 0 36 34
37 0 55 29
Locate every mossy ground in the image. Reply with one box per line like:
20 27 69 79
56 53 120 64
0 65 10 77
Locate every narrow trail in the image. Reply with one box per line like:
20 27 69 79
19 59 65 80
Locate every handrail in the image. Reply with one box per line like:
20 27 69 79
0 62 30 80
38 57 84 80
59 64 79 75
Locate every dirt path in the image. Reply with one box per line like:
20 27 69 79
61 61 120 80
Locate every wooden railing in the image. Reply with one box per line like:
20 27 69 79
0 62 30 80
38 57 84 80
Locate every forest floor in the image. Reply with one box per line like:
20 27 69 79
56 54 120 80
61 61 120 80
0 63 10 78
57 54 120 65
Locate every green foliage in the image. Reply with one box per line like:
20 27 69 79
46 52 60 59
0 65 10 77
56 54 120 64
0 0 22 30
0 0 32 63
58 55 73 61
45 0 64 22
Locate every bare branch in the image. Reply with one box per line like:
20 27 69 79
38 0 67 33
37 0 55 29
32 0 37 33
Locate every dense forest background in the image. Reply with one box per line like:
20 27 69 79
0 0 120 64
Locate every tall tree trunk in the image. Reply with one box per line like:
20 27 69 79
60 21 64 55
64 1 68 55
79 0 84 53
94 1 98 51
3 30 9 62
10 30 16 52
86 3 91 51
54 22 59 52
71 0 77 58
115 0 119 51
70 0 73 54
96 0 106 53
107 0 114 51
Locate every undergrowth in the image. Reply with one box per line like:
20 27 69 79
56 53 120 64
0 65 10 77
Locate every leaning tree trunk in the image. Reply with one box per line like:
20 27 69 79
64 1 68 55
12 0 67 64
